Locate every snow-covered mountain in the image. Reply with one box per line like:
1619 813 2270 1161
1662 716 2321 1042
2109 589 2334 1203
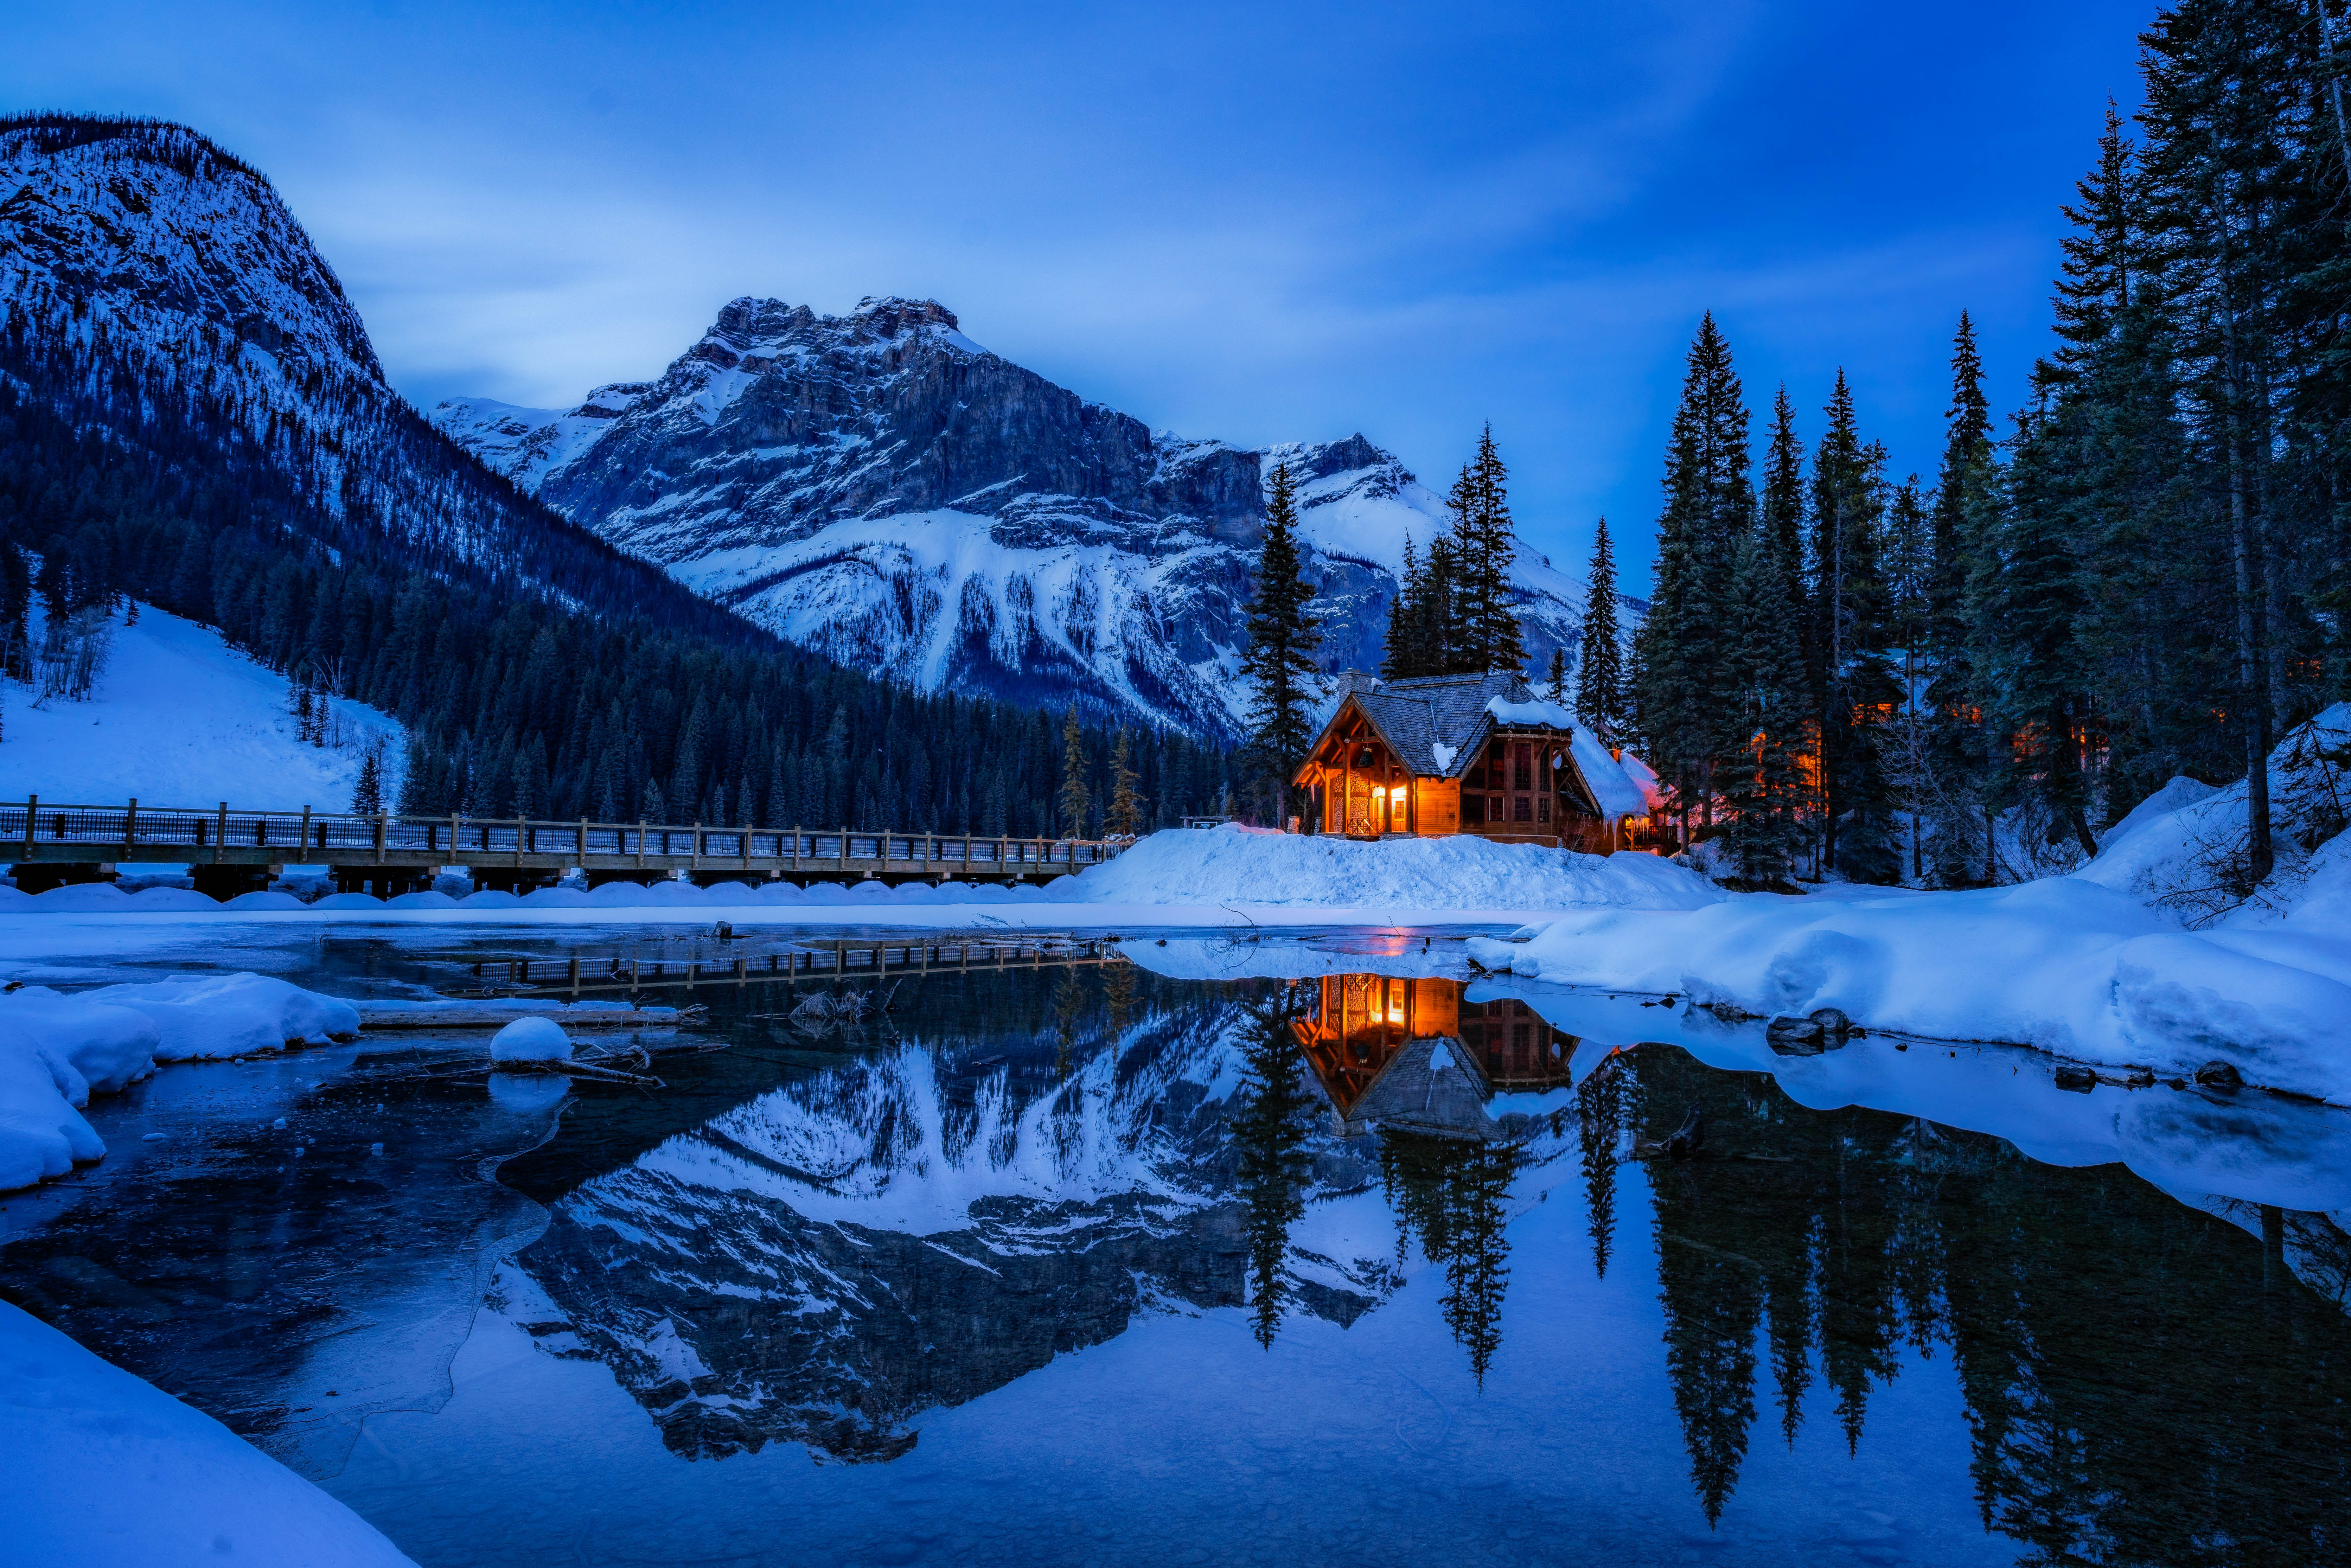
435 299 1637 739
0 115 764 643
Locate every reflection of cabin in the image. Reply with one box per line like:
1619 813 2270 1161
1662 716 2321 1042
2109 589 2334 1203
1292 672 1653 852
1291 974 1580 1138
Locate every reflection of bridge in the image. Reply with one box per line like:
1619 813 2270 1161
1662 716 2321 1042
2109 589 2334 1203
1292 974 1579 1135
449 939 1125 1000
2 796 1125 897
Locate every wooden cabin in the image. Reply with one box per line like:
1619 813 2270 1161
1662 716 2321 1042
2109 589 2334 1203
1292 672 1654 853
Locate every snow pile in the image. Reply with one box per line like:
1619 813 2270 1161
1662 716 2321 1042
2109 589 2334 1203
0 991 158 1190
1048 823 1722 912
82 973 359 1062
0 599 402 811
1470 876 2351 1102
490 1016 573 1063
0 975 359 1190
0 1302 418 1568
2074 703 2351 924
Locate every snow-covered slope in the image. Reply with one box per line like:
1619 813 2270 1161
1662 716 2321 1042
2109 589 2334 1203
434 299 1636 738
0 601 402 810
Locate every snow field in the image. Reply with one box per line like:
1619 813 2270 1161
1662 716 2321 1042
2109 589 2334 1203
0 599 403 812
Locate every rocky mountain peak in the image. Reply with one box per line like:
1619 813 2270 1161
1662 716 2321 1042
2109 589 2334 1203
0 114 383 388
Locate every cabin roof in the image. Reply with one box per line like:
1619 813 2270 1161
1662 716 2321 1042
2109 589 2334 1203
1333 672 1528 779
1297 671 1655 821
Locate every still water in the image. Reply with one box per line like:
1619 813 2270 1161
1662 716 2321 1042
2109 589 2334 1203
4 925 2347 1567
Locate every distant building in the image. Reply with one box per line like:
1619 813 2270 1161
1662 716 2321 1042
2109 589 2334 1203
1291 672 1657 853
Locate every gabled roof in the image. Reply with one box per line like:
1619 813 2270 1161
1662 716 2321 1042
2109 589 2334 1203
1297 671 1652 821
1314 672 1528 779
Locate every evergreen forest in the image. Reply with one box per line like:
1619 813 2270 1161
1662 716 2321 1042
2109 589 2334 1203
1625 0 2351 889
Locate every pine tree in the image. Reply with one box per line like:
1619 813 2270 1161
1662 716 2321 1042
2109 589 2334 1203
1057 705 1090 835
1808 371 1897 877
1637 314 1753 837
1929 314 1998 885
1575 516 1628 738
1545 646 1566 705
1107 727 1146 835
1239 462 1321 817
351 742 384 815
1453 426 1524 673
1718 529 1808 884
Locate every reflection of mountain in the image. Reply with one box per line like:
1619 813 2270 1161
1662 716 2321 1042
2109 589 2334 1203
512 994 1397 1462
1624 1047 2351 1552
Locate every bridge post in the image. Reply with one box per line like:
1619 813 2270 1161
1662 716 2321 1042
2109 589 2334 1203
215 802 227 864
299 805 312 864
375 813 386 859
637 822 646 870
791 826 800 878
691 823 701 873
18 796 32 859
123 798 136 859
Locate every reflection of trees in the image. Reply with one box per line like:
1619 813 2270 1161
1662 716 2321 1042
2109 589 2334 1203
1574 1056 1630 1279
1379 1129 1520 1384
1231 993 1316 1348
1629 1049 2351 1561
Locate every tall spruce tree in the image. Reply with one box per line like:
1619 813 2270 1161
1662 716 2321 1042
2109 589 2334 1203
1809 373 1899 879
1575 516 1628 738
1718 528 1808 884
1057 705 1090 835
1637 314 1753 838
1459 425 1525 674
1239 461 1321 818
1929 313 1999 885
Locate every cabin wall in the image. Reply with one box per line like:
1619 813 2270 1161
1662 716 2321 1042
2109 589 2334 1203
1413 777 1459 837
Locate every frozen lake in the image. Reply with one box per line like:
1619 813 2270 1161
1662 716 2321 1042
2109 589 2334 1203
4 922 2347 1567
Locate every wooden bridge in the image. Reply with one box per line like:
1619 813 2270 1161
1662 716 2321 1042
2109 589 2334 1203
1 795 1130 897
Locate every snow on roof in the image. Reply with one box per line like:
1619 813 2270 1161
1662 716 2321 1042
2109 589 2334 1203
1481 696 1651 819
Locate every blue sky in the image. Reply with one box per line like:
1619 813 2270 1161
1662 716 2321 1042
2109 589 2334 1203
9 1 2153 592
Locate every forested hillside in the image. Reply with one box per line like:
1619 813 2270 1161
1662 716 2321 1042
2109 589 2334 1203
1629 0 2351 889
0 114 1229 835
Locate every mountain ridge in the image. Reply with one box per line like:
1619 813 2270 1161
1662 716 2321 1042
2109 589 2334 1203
436 296 1636 738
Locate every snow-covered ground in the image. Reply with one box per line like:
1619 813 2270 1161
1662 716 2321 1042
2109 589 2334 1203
0 825 1720 930
0 1301 417 1567
1471 705 2351 1103
0 600 402 811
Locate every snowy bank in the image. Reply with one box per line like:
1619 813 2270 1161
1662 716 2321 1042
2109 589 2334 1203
0 974 359 1191
1043 824 1721 912
1469 877 2351 1102
0 1302 417 1567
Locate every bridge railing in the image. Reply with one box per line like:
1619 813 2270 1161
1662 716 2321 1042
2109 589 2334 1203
0 798 1130 870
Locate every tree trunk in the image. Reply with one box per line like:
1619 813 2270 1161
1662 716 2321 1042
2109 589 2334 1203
2224 345 2277 885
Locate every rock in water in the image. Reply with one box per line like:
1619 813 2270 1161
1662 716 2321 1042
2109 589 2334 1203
2193 1059 2244 1089
489 1016 574 1063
